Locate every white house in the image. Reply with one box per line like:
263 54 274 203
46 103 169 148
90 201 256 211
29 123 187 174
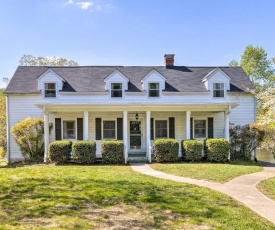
5 54 256 163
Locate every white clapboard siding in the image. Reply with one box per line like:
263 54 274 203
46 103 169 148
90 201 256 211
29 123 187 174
229 94 256 125
8 95 44 161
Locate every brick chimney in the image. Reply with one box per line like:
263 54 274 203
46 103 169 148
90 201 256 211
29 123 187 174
164 54 175 66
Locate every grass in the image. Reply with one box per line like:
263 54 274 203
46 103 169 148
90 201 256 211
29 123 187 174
0 165 274 229
257 177 275 201
150 161 263 183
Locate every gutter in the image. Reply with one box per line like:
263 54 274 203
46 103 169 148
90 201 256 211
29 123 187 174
6 95 10 164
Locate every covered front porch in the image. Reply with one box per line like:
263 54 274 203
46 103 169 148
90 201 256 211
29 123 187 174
39 103 237 163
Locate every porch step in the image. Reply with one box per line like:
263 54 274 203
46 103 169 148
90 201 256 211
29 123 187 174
128 152 147 158
128 157 148 163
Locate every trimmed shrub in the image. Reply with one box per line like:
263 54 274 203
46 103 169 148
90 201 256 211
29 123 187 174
205 138 229 162
48 140 72 163
153 139 179 162
101 140 124 164
72 141 96 164
182 140 203 161
0 146 6 159
11 117 53 162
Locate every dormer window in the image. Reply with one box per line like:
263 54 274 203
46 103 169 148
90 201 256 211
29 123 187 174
149 83 159 97
213 83 224 98
44 83 56 98
111 83 122 98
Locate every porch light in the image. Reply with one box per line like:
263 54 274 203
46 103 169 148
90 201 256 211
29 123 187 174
135 112 139 121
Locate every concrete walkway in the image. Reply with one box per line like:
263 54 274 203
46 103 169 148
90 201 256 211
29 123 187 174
131 162 275 224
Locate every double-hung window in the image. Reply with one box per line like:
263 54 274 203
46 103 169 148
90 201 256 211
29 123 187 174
155 120 167 138
148 83 159 97
103 121 116 139
194 120 206 138
111 83 122 98
45 83 56 98
213 83 224 98
63 121 76 139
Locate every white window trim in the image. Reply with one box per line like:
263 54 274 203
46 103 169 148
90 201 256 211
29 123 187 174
43 82 58 99
212 82 225 99
193 119 207 139
102 120 117 140
62 119 77 140
148 82 161 98
110 82 124 99
155 119 168 139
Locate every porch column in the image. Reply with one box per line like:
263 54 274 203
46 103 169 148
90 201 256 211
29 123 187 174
186 111 191 139
224 111 230 141
224 111 230 160
44 112 49 163
84 111 89 140
146 111 151 163
123 111 128 164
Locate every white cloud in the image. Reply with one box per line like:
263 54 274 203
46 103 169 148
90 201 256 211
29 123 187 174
76 1 93 10
64 0 74 5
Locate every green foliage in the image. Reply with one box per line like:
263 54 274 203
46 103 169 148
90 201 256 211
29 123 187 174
205 138 229 162
240 45 273 90
230 124 265 161
101 140 124 164
153 139 179 162
0 147 6 158
259 122 275 158
19 54 78 66
11 117 53 162
72 141 96 164
182 140 203 162
228 60 239 67
0 89 6 150
48 140 72 163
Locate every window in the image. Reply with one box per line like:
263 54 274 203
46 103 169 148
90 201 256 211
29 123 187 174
194 120 206 138
44 83 56 98
103 121 116 139
149 83 159 97
111 83 122 97
156 120 167 138
213 83 224 98
63 121 75 139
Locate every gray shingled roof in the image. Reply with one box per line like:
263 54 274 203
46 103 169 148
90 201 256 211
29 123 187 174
5 66 255 94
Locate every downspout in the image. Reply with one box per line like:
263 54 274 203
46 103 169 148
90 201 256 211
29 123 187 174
6 95 10 164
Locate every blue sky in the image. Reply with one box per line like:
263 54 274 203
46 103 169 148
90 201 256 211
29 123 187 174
1 0 275 88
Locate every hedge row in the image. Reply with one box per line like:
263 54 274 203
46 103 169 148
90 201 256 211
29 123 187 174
153 138 179 162
72 141 96 164
47 138 229 164
48 140 72 163
182 140 203 162
101 140 124 164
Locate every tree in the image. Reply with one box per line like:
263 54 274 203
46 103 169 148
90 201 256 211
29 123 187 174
228 60 239 67
19 54 78 66
229 45 274 91
0 89 6 150
11 117 53 162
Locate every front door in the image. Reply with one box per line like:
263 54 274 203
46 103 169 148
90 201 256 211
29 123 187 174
129 121 142 151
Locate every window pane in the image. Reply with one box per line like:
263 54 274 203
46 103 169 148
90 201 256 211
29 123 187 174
63 121 75 139
149 83 159 90
103 121 116 139
194 120 206 138
111 90 122 97
45 83 56 98
149 90 159 97
155 120 167 138
111 83 122 89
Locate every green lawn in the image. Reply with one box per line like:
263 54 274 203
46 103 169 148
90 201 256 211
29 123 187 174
0 165 273 229
150 161 263 183
257 177 275 201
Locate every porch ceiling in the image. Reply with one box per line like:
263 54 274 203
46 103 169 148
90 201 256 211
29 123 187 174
36 102 238 113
